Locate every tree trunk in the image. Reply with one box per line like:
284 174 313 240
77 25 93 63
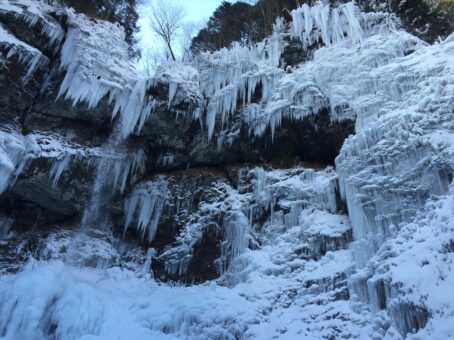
167 41 176 61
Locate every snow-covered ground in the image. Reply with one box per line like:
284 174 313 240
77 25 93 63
2 165 451 339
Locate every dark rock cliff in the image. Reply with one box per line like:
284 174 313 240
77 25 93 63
0 1 355 284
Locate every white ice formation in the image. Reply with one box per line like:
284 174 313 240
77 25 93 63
124 177 169 242
0 0 454 339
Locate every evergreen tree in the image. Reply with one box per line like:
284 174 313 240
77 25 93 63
191 0 299 54
389 0 452 42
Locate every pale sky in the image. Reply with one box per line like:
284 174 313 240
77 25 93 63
137 0 233 60
179 0 229 23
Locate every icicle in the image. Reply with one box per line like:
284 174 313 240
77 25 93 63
0 127 27 194
0 216 13 239
158 154 175 167
267 18 285 68
0 26 44 86
142 248 156 274
20 53 43 86
341 2 363 43
284 202 302 228
41 22 65 51
218 211 250 274
124 178 169 242
168 81 178 107
49 155 71 188
110 148 147 193
290 1 363 46
253 167 268 204
113 79 154 139
164 255 192 277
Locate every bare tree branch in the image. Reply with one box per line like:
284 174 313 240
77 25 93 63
146 0 185 61
181 22 202 62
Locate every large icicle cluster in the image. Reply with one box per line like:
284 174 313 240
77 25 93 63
331 32 454 336
1 0 378 143
0 0 155 140
350 189 454 338
150 2 380 142
0 25 44 85
335 33 454 267
57 11 156 138
0 0 155 142
0 0 65 47
0 164 356 339
0 0 64 83
197 29 285 140
160 166 343 278
243 13 413 138
290 2 363 46
124 177 169 242
57 10 136 109
0 123 147 196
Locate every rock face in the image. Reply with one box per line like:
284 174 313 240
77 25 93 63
0 1 354 238
1 1 454 339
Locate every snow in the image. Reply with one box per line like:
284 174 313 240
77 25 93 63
0 166 362 339
1 0 454 338
302 210 350 237
0 0 53 17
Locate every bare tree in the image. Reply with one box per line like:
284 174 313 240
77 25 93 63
147 0 184 62
181 22 202 62
137 47 167 77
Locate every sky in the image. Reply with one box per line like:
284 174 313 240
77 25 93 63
136 0 232 68
178 0 228 23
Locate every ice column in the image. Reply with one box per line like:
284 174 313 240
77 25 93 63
219 211 251 274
